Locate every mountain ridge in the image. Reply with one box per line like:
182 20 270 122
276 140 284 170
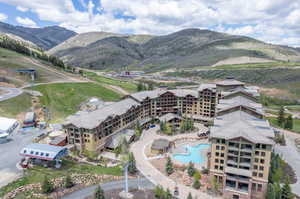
0 22 77 50
49 28 300 71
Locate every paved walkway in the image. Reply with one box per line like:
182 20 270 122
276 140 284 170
274 128 300 196
131 125 222 199
0 86 23 102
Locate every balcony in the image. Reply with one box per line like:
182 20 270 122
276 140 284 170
228 146 239 151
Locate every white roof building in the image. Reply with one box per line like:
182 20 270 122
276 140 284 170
0 117 19 135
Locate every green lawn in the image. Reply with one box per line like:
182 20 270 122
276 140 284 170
214 62 300 70
0 93 32 117
0 159 122 198
286 105 300 112
267 117 300 134
84 72 137 93
31 82 122 122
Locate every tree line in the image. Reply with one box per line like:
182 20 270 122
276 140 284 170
0 35 65 69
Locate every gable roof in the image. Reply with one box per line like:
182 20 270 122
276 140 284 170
211 110 274 145
64 98 140 129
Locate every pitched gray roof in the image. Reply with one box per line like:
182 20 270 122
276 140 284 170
130 89 198 102
216 79 245 86
211 110 274 144
159 113 182 122
64 98 140 129
198 83 216 92
222 86 260 98
106 129 135 149
151 138 170 150
217 96 263 115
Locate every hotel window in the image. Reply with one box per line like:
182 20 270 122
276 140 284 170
221 153 224 157
220 159 224 164
254 165 258 170
214 165 218 170
261 152 266 156
260 159 265 164
262 144 266 149
253 172 257 177
258 173 263 178
220 166 223 170
259 166 264 171
216 145 220 150
215 159 219 163
255 151 259 156
258 184 263 192
221 146 225 150
255 158 259 163
216 152 220 156
252 183 257 191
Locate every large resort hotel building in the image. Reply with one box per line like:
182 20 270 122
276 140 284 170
63 78 274 199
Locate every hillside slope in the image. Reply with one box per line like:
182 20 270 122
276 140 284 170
0 22 76 50
49 28 300 71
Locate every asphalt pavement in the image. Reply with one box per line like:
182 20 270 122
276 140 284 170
0 127 47 188
0 86 23 102
63 177 154 199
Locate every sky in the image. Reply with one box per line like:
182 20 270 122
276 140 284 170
0 0 299 47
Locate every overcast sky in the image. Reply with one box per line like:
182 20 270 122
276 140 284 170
0 0 299 47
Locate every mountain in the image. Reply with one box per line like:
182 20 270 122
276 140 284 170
49 28 300 71
0 22 76 50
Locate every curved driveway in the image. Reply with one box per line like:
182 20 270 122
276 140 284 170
131 126 221 199
0 87 23 102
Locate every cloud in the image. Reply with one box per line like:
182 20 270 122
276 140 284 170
16 6 28 12
16 16 38 28
0 0 300 46
0 13 7 21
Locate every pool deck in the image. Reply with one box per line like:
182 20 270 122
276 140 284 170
131 124 222 199
171 140 210 169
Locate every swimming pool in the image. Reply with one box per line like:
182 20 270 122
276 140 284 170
172 144 210 164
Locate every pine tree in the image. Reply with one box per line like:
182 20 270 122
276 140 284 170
41 176 54 194
137 82 144 91
165 188 172 199
274 183 282 199
148 83 154 90
94 185 105 199
282 177 293 199
193 179 201 189
135 120 142 139
284 115 293 130
277 106 285 127
128 152 137 174
187 192 193 199
187 162 195 177
165 157 174 175
266 183 275 199
64 174 74 188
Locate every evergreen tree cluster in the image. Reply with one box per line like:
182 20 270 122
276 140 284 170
41 176 54 194
134 120 143 140
267 153 293 199
94 185 105 199
154 185 173 199
160 120 173 135
180 118 194 133
0 35 66 69
128 152 137 174
165 157 174 175
137 82 154 91
277 106 293 130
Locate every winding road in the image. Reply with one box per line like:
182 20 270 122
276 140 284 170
0 86 23 102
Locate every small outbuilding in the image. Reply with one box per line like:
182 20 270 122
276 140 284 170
105 129 135 150
23 112 36 128
0 117 19 135
20 143 68 168
151 138 171 154
159 113 183 129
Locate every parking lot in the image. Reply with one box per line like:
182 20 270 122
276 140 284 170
0 127 47 187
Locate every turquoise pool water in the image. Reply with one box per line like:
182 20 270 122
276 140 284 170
172 144 210 164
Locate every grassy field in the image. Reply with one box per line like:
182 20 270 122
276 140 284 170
286 105 300 112
0 47 76 85
0 159 122 198
267 117 300 134
31 82 122 122
0 93 32 117
214 62 300 69
84 72 137 93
